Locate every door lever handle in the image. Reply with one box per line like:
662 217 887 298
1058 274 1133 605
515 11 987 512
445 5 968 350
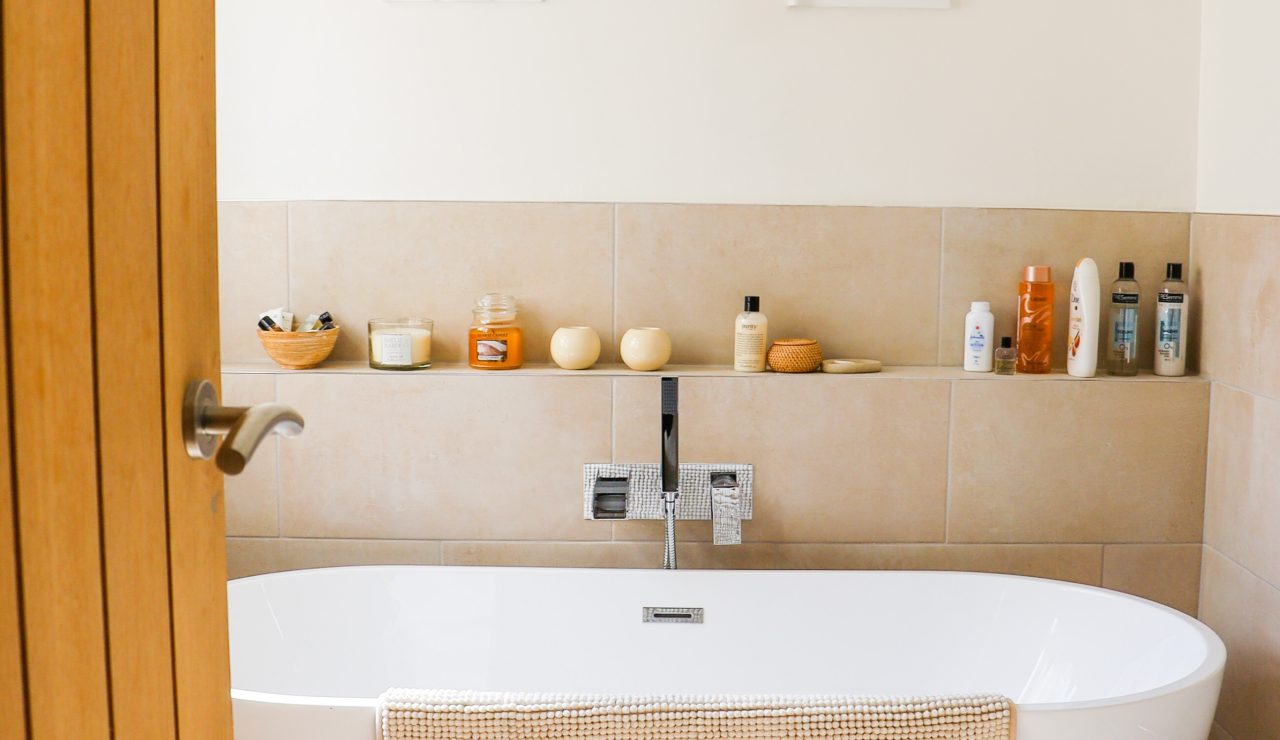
183 379 304 475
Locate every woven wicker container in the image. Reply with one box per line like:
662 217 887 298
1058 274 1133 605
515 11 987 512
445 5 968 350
258 327 340 370
767 338 823 373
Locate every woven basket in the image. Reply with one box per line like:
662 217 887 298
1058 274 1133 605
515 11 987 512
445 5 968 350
257 327 340 370
767 338 823 373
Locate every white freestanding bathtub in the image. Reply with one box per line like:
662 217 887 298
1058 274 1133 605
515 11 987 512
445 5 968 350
228 566 1224 740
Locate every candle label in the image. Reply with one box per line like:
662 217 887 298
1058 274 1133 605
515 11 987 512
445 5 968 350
378 333 413 366
475 339 508 362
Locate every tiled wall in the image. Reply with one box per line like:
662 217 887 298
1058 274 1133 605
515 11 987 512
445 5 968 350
1193 214 1280 740
219 201 1207 618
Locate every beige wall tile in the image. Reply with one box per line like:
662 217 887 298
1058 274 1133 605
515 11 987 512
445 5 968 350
443 542 1102 583
615 205 941 366
219 202 289 363
613 376 950 543
288 202 614 364
940 209 1191 368
1194 214 1280 398
949 379 1207 543
1200 548 1280 740
226 537 440 579
277 374 614 541
1204 384 1280 589
443 542 657 569
1102 544 1201 615
221 373 279 537
676 543 1103 585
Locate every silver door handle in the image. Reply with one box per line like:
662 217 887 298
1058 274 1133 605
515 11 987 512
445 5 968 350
183 379 304 475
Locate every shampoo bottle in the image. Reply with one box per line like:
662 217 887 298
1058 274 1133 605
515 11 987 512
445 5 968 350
1107 262 1141 376
1154 263 1188 377
1016 266 1054 374
963 301 995 372
1067 258 1100 378
734 296 768 372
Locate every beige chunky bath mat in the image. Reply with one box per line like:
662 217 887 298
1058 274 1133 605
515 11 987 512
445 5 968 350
378 689 1016 739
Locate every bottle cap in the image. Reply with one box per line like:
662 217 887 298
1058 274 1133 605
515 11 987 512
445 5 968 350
970 301 990 313
1024 265 1052 282
1000 336 1012 349
744 296 760 312
1118 262 1135 280
1166 262 1183 281
257 316 280 332
318 311 333 324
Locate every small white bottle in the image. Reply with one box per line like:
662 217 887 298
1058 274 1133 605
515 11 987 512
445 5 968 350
1067 257 1100 378
1154 263 1189 377
734 296 768 372
963 301 995 372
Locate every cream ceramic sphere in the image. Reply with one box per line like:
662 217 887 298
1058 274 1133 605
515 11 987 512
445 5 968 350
620 327 672 372
550 326 602 370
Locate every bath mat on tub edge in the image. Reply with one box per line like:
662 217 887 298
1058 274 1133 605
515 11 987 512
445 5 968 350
377 689 1016 739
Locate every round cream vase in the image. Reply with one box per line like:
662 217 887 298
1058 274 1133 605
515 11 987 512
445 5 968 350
620 327 671 372
550 326 602 370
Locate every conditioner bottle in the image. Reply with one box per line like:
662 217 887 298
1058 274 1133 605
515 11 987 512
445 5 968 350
1154 263 1188 377
734 296 768 372
1016 266 1054 374
1107 261 1141 376
1067 258 1100 378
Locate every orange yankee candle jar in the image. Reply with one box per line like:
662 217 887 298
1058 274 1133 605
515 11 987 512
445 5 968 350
468 293 524 370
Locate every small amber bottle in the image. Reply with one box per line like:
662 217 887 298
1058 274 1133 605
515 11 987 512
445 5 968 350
468 293 524 370
1016 266 1054 374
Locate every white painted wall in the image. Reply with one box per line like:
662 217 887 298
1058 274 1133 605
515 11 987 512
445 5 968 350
216 0 1202 210
1197 0 1280 216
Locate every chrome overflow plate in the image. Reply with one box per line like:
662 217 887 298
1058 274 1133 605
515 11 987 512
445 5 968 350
642 607 704 624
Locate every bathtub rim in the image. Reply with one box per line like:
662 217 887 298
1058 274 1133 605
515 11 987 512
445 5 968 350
227 565 1226 715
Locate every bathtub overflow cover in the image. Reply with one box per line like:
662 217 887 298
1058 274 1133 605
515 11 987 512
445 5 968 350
643 607 704 624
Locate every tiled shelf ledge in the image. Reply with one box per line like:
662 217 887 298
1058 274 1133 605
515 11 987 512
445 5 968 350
222 360 1204 383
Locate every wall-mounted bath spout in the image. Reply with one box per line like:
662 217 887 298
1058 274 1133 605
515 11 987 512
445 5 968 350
183 379 304 475
583 375 752 569
661 377 679 570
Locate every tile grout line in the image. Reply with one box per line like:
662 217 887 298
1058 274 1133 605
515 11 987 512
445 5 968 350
610 376 616 542
1205 541 1280 596
936 208 947 365
285 202 293 311
944 379 954 543
274 373 283 540
225 536 1196 547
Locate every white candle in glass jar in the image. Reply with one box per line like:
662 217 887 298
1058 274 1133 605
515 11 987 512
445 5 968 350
369 327 432 368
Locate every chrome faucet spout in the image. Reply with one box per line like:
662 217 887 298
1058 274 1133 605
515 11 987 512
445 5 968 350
661 377 678 569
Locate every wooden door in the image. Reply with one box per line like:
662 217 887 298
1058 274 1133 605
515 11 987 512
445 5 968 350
1 1 230 738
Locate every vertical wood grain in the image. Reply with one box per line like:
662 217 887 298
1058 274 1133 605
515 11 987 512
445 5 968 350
87 0 180 736
0 53 30 740
157 0 232 737
1 0 112 737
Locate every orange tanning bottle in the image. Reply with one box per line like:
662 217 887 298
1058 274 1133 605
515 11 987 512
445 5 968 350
1016 266 1054 374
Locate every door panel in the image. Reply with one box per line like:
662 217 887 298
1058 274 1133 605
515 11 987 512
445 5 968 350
157 0 232 736
2 0 229 737
88 0 181 736
2 1 113 737
0 89 29 740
